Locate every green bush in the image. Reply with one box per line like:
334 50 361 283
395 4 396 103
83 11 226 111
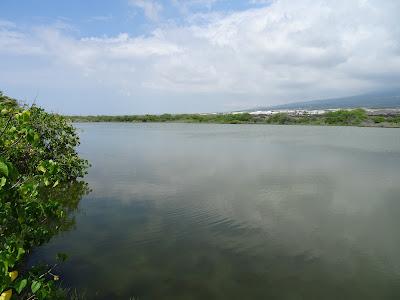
372 116 385 123
0 92 89 299
324 109 367 125
266 113 291 124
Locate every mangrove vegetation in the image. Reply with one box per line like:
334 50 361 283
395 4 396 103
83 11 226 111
68 109 400 127
0 92 89 299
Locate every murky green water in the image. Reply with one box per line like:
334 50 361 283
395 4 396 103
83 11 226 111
31 123 400 299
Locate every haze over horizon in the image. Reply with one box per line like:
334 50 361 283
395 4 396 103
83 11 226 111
1 0 400 115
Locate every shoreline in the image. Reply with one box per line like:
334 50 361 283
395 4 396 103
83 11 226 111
70 120 400 128
66 109 400 128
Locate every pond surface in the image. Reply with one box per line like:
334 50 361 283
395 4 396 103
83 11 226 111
31 123 400 299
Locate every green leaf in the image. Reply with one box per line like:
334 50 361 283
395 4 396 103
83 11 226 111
4 261 9 274
52 180 59 188
16 247 25 260
31 280 41 294
0 159 8 177
6 162 18 179
0 177 6 189
37 164 46 173
15 279 27 294
27 129 35 143
33 133 40 143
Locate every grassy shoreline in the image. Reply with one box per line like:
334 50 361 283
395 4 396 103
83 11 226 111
67 109 400 128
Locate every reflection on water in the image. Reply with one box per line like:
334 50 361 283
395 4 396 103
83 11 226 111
31 124 400 299
28 180 90 261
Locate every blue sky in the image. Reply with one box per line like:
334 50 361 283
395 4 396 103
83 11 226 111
1 0 399 114
0 1 267 36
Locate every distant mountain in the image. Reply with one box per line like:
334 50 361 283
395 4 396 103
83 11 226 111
250 90 400 111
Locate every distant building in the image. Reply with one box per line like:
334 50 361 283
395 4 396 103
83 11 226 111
227 107 400 116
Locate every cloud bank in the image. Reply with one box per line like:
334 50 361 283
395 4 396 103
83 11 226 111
0 0 399 114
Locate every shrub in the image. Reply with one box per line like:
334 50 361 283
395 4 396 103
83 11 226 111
324 109 367 125
0 92 89 299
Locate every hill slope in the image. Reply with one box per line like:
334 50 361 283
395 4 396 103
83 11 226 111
252 90 400 111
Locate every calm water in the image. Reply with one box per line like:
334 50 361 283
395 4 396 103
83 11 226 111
31 123 400 299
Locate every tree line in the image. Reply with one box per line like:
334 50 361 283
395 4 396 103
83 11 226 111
69 109 400 127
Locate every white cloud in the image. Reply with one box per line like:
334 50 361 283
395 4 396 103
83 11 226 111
129 0 163 21
1 0 400 113
172 0 218 14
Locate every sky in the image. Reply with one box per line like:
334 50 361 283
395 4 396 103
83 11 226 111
0 0 399 114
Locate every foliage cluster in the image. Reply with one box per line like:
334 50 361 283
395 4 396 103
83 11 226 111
69 109 400 127
0 92 89 299
324 108 367 125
